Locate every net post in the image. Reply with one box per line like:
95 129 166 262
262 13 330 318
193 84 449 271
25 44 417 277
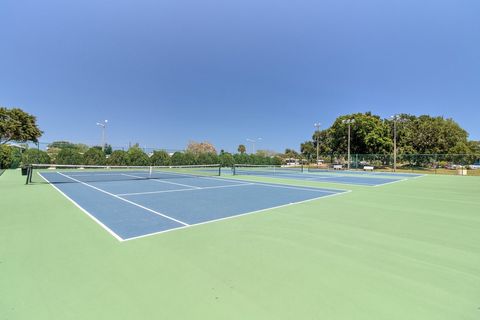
233 164 236 175
26 165 34 184
218 164 221 176
25 165 31 184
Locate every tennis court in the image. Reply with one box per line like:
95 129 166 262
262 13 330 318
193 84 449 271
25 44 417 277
32 166 347 241
2 167 480 320
232 165 424 186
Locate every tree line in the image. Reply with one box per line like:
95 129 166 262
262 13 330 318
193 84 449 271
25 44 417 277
1 141 283 169
2 107 479 169
300 112 480 162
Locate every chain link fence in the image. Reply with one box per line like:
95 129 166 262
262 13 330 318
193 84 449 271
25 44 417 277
312 153 480 175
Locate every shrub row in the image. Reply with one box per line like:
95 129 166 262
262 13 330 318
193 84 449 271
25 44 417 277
11 146 282 168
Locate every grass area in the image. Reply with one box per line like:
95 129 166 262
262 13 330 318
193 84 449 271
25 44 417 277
1 169 479 319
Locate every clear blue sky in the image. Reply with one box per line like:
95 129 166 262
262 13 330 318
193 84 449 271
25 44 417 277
1 0 479 152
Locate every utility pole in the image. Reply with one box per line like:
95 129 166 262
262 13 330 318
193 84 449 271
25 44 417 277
314 123 321 166
390 115 403 172
246 138 262 154
96 120 108 151
342 119 355 170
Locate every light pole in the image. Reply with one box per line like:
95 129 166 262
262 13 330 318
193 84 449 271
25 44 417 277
314 123 321 166
96 120 108 151
246 138 262 154
342 119 355 170
390 115 403 172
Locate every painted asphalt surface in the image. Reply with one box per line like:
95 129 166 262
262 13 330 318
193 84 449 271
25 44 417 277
233 168 422 186
39 171 346 241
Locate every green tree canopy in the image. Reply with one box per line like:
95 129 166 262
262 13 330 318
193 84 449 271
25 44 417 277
271 156 283 165
182 152 197 165
301 112 477 163
83 148 106 165
9 147 22 168
107 150 130 166
196 152 218 165
56 148 83 165
467 141 480 154
104 144 113 155
47 141 90 163
150 150 171 166
399 115 469 154
22 149 51 165
237 144 246 154
48 141 76 149
329 112 391 155
284 148 299 158
0 107 43 145
219 152 234 167
233 153 248 164
170 152 185 165
300 141 315 162
127 147 149 166
0 145 13 169
312 130 332 155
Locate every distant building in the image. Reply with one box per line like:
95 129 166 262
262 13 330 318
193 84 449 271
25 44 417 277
6 142 27 150
284 158 300 166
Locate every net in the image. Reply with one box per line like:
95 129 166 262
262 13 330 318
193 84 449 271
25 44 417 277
233 164 303 176
306 167 333 173
26 164 221 184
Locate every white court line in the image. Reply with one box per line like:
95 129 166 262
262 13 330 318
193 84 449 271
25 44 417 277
166 173 348 193
42 171 352 242
217 175 351 192
249 181 342 193
234 172 412 187
37 172 124 241
67 173 133 177
57 172 189 227
121 173 202 189
123 189 352 241
117 183 255 196
372 178 409 187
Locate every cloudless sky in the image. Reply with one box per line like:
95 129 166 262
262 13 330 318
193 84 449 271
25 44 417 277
1 0 479 152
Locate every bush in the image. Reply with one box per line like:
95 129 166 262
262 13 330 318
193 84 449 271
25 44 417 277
150 150 171 166
83 148 106 165
22 149 51 165
271 156 283 165
233 153 248 164
196 152 218 165
183 152 197 165
0 145 13 169
170 152 185 166
10 147 22 168
219 152 234 167
107 150 130 166
56 148 83 165
127 147 149 166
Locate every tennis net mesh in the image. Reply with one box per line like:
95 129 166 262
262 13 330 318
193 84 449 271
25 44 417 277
26 164 221 184
232 164 304 176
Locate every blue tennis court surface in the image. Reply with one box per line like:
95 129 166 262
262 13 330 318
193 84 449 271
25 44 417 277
39 171 347 241
233 168 423 186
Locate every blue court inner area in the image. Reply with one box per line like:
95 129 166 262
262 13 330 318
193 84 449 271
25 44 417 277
233 168 422 186
39 171 345 241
